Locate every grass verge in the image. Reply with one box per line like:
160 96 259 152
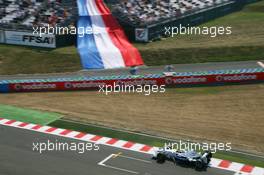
49 119 264 168
0 104 62 125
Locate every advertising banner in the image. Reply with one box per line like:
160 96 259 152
7 78 165 92
0 84 9 93
5 31 56 48
135 28 149 42
165 73 263 85
6 72 264 93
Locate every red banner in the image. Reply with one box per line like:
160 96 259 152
8 72 264 92
165 72 264 85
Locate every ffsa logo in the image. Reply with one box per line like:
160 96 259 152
22 35 54 44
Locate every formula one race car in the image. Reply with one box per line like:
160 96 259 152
152 147 212 171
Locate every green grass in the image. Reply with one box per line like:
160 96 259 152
0 1 263 75
139 46 264 66
50 119 166 147
0 45 81 75
49 119 264 168
0 104 62 125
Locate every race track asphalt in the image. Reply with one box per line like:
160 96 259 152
0 125 234 175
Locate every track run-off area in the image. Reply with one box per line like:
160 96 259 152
0 118 263 175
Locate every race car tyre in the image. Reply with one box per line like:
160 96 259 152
156 153 166 164
195 160 204 170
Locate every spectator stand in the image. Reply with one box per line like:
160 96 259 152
106 0 248 42
0 0 78 47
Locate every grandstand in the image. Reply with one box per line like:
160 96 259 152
0 0 256 44
0 0 77 30
110 0 233 26
1 0 242 30
106 0 248 41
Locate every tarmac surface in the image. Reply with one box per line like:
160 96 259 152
0 125 234 175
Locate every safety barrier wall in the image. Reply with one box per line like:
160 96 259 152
0 68 264 93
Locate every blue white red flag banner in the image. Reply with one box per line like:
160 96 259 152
77 0 144 69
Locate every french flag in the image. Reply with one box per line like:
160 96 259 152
77 0 144 69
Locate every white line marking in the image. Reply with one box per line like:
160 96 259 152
117 155 152 164
257 61 264 68
98 154 114 166
98 154 139 174
97 153 151 174
98 154 152 174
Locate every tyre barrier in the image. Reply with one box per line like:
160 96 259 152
0 68 264 93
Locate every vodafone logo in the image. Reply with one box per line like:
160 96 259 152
64 82 106 89
165 78 173 85
116 79 157 86
166 77 207 84
64 82 73 89
14 84 22 90
216 74 257 82
14 83 56 90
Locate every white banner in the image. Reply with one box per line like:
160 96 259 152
0 30 4 43
135 28 149 42
5 31 56 48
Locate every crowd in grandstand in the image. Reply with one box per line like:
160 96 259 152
0 0 233 30
0 0 75 29
111 0 232 26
